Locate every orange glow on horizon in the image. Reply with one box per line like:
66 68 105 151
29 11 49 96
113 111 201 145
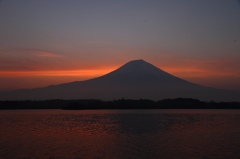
1 65 240 78
160 66 240 78
0 68 117 77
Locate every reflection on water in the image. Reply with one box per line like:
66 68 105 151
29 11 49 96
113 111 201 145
1 109 240 159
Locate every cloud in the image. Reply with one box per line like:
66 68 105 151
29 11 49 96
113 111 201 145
117 47 240 79
1 46 239 78
1 46 240 91
159 57 240 78
0 46 118 77
0 47 66 71
0 47 62 57
31 50 62 57
0 68 115 77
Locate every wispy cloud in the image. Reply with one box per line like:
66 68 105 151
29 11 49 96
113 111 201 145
0 68 115 77
160 57 240 78
32 50 62 57
0 47 62 57
122 47 240 78
0 47 64 71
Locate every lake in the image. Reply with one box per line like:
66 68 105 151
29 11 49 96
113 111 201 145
1 109 240 159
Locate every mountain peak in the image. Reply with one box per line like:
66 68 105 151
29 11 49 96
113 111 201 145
129 59 144 62
1 59 240 102
115 59 165 74
122 59 155 67
99 59 180 83
127 59 148 65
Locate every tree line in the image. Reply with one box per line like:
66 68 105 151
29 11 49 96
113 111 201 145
0 98 240 109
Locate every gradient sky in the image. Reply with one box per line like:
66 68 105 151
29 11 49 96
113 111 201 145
0 0 240 91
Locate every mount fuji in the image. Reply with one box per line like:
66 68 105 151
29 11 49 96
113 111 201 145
0 59 240 102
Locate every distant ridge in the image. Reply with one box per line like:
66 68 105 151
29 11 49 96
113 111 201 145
0 59 240 102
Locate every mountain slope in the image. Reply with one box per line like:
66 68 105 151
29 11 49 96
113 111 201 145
0 59 240 102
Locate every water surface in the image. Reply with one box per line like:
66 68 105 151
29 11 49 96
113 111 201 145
1 109 240 159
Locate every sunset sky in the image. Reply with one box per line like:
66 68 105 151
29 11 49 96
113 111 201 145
0 0 240 91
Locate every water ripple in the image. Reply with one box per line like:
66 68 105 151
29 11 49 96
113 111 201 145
1 110 240 158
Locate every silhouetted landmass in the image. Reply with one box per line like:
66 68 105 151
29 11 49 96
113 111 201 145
0 98 240 109
1 60 240 102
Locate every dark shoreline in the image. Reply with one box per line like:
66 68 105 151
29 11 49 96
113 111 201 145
1 98 240 110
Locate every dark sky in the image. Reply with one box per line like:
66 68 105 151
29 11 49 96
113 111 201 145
0 0 240 91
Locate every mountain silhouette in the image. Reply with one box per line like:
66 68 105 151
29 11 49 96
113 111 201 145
0 59 240 102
